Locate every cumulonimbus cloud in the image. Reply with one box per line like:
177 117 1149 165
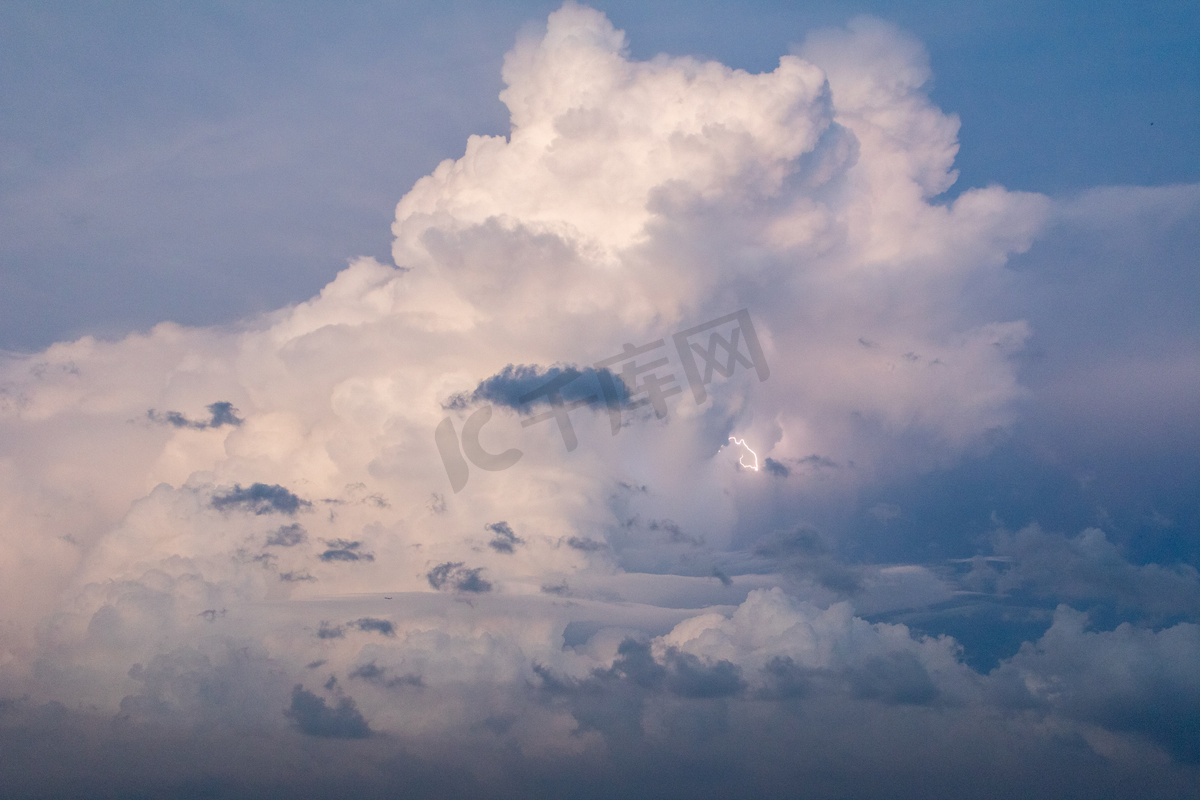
0 4 1197 794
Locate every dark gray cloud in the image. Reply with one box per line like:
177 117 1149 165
349 662 385 681
266 523 306 547
485 521 523 554
711 567 733 587
285 685 371 739
349 662 423 689
148 401 244 430
318 539 374 563
316 622 344 640
566 536 607 552
352 618 395 637
647 519 701 546
426 562 492 593
763 458 790 477
212 483 309 516
443 363 625 410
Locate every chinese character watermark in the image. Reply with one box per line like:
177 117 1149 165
435 309 768 492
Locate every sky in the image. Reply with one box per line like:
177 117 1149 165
1 2 1198 798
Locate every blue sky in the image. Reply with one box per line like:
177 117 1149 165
1 3 1198 797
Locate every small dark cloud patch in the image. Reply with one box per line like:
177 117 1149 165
286 685 370 739
280 571 316 583
566 536 607 552
764 458 790 478
798 454 839 469
205 401 243 427
443 363 625 410
648 519 700 546
317 618 394 638
319 539 375 563
426 562 492 593
349 662 385 682
316 622 344 639
266 523 306 547
350 662 423 689
486 521 524 553
305 660 326 670
212 483 309 516
148 401 244 430
352 617 395 637
712 567 733 587
541 582 570 596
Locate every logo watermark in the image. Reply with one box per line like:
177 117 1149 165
435 309 769 492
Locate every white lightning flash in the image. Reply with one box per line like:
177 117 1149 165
727 436 759 471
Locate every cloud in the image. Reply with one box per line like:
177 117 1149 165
763 457 790 477
316 622 344 639
285 685 371 739
846 650 939 705
265 523 307 547
485 521 524 554
425 562 492 593
147 401 244 431
352 618 396 637
566 536 606 552
211 483 309 516
349 661 422 689
998 606 1200 763
445 364 624 411
961 524 1200 621
0 3 1196 796
318 539 375 563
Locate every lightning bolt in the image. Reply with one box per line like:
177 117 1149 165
727 436 759 471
